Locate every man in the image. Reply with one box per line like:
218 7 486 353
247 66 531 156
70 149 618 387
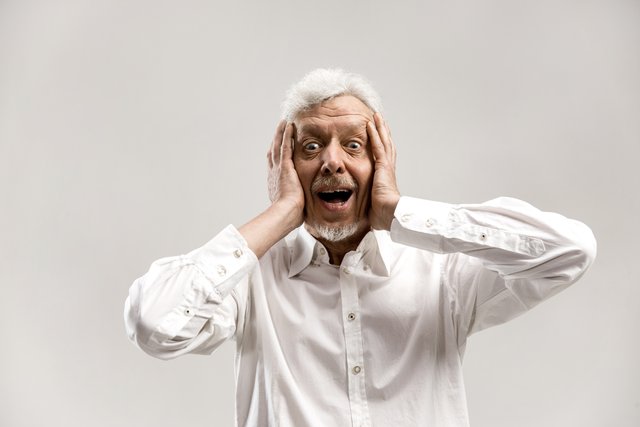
125 69 596 426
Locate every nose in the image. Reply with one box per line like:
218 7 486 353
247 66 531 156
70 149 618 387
320 141 345 176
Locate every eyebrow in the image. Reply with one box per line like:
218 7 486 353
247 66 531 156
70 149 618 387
297 121 367 138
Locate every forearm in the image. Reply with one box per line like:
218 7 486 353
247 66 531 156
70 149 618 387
390 196 597 283
239 200 302 259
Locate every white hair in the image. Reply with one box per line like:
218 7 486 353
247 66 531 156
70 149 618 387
281 68 383 121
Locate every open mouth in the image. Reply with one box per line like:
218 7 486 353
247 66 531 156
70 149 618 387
317 189 353 204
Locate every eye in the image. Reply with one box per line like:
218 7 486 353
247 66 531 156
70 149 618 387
303 141 321 152
346 141 362 150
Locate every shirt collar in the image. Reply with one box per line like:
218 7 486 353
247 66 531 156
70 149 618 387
286 225 393 278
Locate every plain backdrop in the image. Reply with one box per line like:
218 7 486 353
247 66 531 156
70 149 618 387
1 1 638 426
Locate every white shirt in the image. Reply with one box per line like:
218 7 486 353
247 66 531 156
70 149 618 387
124 196 596 427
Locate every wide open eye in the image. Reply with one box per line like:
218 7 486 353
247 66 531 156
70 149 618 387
303 141 321 152
346 141 362 150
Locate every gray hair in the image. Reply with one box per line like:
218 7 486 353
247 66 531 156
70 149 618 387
281 68 383 121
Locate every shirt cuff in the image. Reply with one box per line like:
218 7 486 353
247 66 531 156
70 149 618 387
390 197 451 253
186 224 258 301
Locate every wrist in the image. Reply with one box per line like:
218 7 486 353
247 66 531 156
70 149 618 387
269 199 304 232
382 194 401 230
371 194 401 231
239 200 303 260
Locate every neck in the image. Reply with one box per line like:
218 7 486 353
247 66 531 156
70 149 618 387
306 223 370 265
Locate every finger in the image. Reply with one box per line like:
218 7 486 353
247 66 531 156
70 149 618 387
374 113 392 152
367 120 386 163
385 117 397 166
271 120 286 166
375 113 396 166
280 122 295 164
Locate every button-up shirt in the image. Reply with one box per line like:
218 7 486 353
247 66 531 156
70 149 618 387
124 196 596 426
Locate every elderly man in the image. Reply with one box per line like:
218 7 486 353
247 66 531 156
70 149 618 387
125 69 596 426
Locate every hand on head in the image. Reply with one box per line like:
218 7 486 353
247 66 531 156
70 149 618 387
267 120 305 228
367 113 401 230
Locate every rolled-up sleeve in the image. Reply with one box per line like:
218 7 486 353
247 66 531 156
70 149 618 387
124 225 258 359
390 196 597 337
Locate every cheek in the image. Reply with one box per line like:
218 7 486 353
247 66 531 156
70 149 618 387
356 162 374 188
293 159 315 189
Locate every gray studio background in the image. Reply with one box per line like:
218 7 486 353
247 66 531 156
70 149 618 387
1 1 638 426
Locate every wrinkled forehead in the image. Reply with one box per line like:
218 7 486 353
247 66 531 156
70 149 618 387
294 95 374 136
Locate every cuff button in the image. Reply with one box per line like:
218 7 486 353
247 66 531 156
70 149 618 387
216 265 227 277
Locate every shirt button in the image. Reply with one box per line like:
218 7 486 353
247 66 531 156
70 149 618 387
425 218 435 227
400 213 412 222
530 238 544 254
184 308 192 315
342 267 351 275
479 232 487 241
347 312 356 321
216 265 227 277
233 249 243 258
352 365 362 375
319 247 326 255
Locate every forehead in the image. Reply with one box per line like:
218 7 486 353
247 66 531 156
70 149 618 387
294 95 374 135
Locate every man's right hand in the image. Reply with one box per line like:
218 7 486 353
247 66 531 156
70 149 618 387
238 121 305 259
267 120 305 225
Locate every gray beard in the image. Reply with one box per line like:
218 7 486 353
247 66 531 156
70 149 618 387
311 222 360 242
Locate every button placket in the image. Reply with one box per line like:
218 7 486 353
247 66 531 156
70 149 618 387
338 257 371 426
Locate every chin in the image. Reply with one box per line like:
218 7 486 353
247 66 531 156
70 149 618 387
313 223 360 242
306 217 371 243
